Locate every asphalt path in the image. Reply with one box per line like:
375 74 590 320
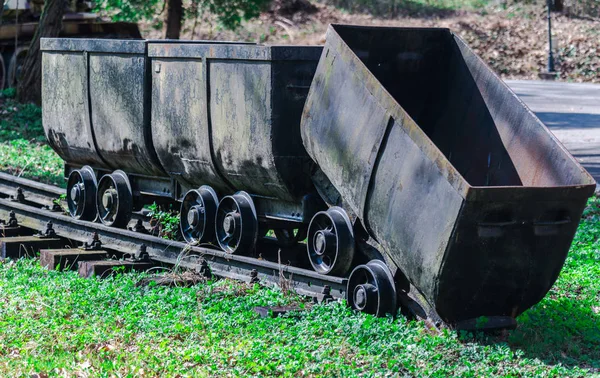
506 80 600 186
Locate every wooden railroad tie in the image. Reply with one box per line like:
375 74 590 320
0 236 65 260
40 249 109 271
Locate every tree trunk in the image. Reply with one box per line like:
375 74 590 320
17 0 66 104
165 0 183 39
554 0 564 12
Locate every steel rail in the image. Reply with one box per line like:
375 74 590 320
0 172 64 208
0 174 347 300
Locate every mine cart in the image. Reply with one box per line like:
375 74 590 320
42 39 163 226
300 25 596 326
147 43 325 250
41 39 252 227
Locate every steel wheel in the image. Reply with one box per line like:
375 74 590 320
347 260 397 317
274 226 308 247
96 170 133 228
0 54 6 90
180 186 219 244
8 47 28 87
307 207 355 276
66 166 97 221
215 191 258 254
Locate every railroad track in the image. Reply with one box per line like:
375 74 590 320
0 172 345 302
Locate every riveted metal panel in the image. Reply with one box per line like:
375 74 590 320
41 38 145 53
301 44 390 216
42 38 167 179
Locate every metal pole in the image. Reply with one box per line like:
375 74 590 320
547 0 555 73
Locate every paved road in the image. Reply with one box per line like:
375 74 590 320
506 80 600 185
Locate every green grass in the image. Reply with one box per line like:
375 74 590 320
146 202 181 240
0 89 64 187
0 139 64 187
0 198 599 376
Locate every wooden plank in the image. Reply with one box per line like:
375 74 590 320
0 236 64 259
253 306 305 318
135 272 206 288
40 249 108 271
0 226 34 238
78 260 156 279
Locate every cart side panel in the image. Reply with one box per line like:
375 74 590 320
365 117 464 300
89 52 165 177
418 37 523 187
454 36 595 188
331 25 523 188
301 42 390 217
210 59 294 200
150 57 230 194
436 192 589 322
149 44 321 202
270 58 321 199
42 50 106 168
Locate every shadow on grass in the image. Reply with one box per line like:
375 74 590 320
321 0 460 19
507 298 600 371
464 298 600 372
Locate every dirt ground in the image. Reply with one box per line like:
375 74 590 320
140 2 600 83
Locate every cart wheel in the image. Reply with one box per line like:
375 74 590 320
66 166 97 221
274 226 308 247
0 55 6 90
96 170 133 228
347 260 397 317
306 206 355 276
215 191 258 254
8 47 28 87
180 186 218 244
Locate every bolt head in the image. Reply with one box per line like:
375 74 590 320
314 231 327 255
70 184 82 203
102 190 114 210
187 207 201 228
223 213 236 235
354 285 367 310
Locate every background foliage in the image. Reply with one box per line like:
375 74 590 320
94 0 272 30
0 89 63 186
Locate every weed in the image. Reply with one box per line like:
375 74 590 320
583 194 600 219
52 194 68 213
147 202 181 240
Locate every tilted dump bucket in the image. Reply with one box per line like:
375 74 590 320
301 25 596 324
